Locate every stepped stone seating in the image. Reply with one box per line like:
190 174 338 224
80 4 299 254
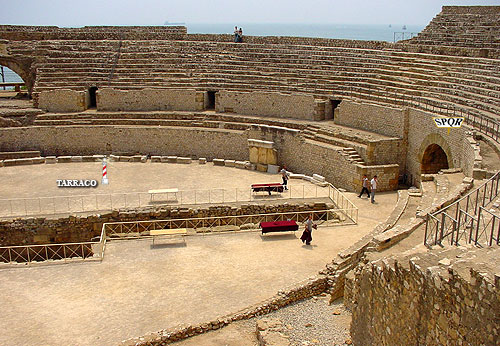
11 36 496 121
407 6 500 56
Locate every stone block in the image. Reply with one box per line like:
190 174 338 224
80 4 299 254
248 139 274 149
267 164 280 174
57 156 72 163
267 149 278 165
151 156 161 163
313 174 325 182
167 156 178 163
82 156 95 162
160 156 169 163
71 156 83 162
140 156 147 163
15 158 33 165
473 169 487 180
119 156 130 162
303 176 314 182
0 160 3 167
213 158 225 166
257 163 268 172
199 158 207 164
249 146 259 164
289 174 305 179
258 147 267 164
132 155 142 162
235 161 247 169
177 157 192 164
45 156 58 164
92 155 105 161
249 163 257 170
32 157 45 164
109 154 120 162
225 160 236 167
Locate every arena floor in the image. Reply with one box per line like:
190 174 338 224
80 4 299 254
0 161 335 217
0 161 398 346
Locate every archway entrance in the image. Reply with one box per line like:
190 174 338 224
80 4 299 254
421 144 449 174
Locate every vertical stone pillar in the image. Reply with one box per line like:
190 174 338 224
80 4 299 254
248 139 278 173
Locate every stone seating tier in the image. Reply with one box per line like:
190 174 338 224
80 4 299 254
408 6 500 50
6 38 499 121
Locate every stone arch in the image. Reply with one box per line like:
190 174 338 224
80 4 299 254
418 133 453 174
0 57 35 96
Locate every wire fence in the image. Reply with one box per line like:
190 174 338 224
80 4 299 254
0 223 106 265
0 183 331 218
0 183 357 265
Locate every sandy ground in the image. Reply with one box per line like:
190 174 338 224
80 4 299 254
0 162 397 346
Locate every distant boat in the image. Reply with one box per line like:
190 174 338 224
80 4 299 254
388 24 392 28
402 25 407 30
164 21 186 26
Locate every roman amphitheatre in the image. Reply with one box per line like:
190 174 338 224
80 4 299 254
0 5 499 346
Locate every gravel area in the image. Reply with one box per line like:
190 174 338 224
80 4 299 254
264 296 352 346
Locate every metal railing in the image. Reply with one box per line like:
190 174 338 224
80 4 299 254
0 224 106 265
393 32 418 43
0 184 331 218
424 171 500 247
103 208 354 239
0 183 356 265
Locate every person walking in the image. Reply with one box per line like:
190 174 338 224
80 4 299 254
300 214 316 245
280 166 289 190
358 174 370 198
370 175 378 203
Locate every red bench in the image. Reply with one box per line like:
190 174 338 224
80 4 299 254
260 220 299 234
251 183 284 195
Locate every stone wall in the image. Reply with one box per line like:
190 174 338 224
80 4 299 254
406 108 466 185
335 101 406 139
38 89 87 112
0 202 332 247
0 126 249 159
97 88 204 112
216 91 323 120
248 126 399 192
345 247 500 346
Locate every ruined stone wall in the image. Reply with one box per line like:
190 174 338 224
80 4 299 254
216 91 320 120
345 247 500 346
0 126 249 160
0 202 328 247
97 88 204 112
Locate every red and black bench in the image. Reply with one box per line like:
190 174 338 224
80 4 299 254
251 183 284 195
260 220 299 234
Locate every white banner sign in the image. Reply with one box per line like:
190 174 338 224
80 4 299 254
433 117 464 128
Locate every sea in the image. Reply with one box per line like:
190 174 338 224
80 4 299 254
1 23 425 84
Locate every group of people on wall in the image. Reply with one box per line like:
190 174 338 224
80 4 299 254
233 26 243 43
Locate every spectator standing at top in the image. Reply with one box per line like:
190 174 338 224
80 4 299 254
370 175 378 204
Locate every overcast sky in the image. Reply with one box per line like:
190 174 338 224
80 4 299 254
1 0 498 26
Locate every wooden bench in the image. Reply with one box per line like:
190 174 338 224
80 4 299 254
150 228 187 245
148 188 179 202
